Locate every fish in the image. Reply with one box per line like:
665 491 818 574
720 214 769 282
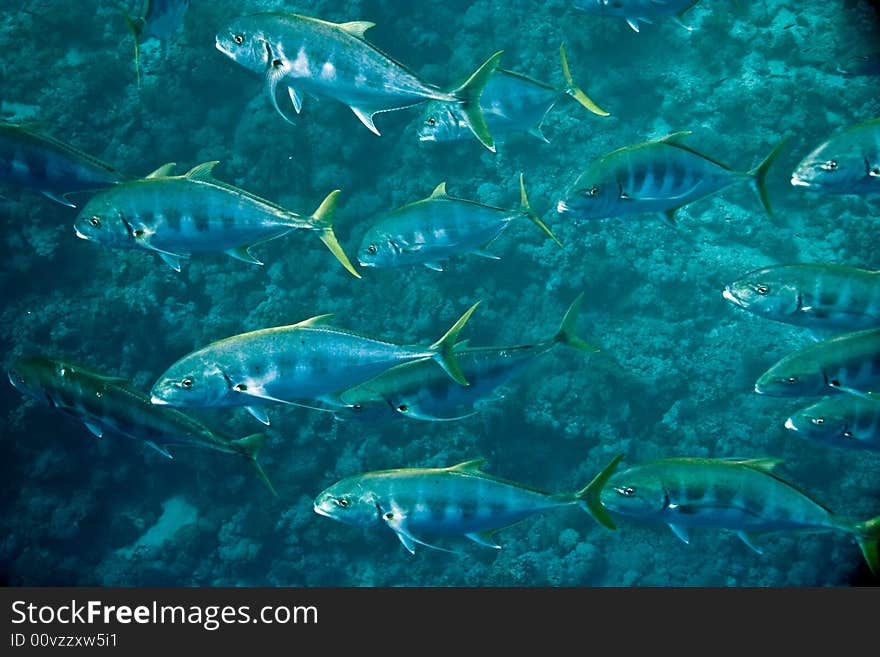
784 395 880 453
120 0 192 87
790 117 880 196
338 293 598 421
723 263 880 333
357 173 561 272
754 327 880 398
836 51 880 78
417 43 609 146
7 355 276 496
73 161 360 277
573 0 701 33
0 121 128 207
313 453 623 554
598 456 880 574
556 131 788 226
214 12 503 152
149 302 480 425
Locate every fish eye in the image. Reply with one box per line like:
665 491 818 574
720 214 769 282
133 229 144 238
180 378 193 389
616 486 635 497
367 244 377 255
755 284 769 295
821 160 838 171
58 366 68 377
397 404 408 413
587 185 600 197
811 417 824 425
337 498 350 508
89 216 101 228
426 117 436 126
786 376 797 384
843 431 853 439
233 34 244 45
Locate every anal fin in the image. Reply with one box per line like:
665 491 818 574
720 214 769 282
350 106 381 136
84 421 103 438
466 530 501 549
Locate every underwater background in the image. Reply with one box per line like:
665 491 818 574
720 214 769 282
1 0 879 587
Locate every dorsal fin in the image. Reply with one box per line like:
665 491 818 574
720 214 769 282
656 130 692 145
290 313 335 328
146 163 176 178
448 458 487 473
430 182 448 199
739 457 784 473
337 21 375 38
184 161 220 181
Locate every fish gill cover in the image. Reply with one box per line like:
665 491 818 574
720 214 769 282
0 0 878 587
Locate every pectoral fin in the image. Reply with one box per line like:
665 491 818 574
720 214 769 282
84 421 103 438
626 18 642 32
245 406 271 426
145 441 174 459
466 531 501 549
287 85 302 113
265 61 297 126
382 506 454 554
668 524 690 544
471 249 500 260
737 531 764 555
157 252 182 272
41 190 76 207
423 261 444 272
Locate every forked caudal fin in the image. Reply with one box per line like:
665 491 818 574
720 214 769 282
428 301 481 386
448 50 504 153
118 4 144 89
519 173 563 248
552 292 599 353
559 43 609 117
575 453 625 530
230 433 277 497
748 136 790 216
854 515 880 575
308 190 362 278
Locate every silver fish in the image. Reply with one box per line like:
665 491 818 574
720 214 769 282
314 454 622 553
791 117 880 196
215 12 503 152
573 0 700 33
785 395 880 453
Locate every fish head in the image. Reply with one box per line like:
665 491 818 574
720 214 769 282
215 16 273 74
722 269 801 319
556 172 620 220
150 354 233 408
74 194 133 246
754 357 828 397
7 355 64 400
790 136 877 194
600 467 668 518
417 102 466 143
784 399 858 448
357 226 401 269
313 477 382 527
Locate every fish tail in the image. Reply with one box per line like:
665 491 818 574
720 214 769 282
118 4 144 89
854 514 880 576
449 50 504 153
428 301 481 386
230 433 278 497
552 292 600 353
747 136 790 216
519 173 563 247
559 43 610 117
575 453 625 530
308 189 361 278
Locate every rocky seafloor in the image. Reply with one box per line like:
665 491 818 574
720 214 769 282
1 0 878 586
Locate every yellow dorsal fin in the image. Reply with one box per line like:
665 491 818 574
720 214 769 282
146 163 176 178
290 313 335 328
448 458 487 473
337 21 375 38
185 161 220 181
739 457 784 473
430 182 448 199
656 131 692 145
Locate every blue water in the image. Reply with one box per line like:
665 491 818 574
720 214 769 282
1 0 879 587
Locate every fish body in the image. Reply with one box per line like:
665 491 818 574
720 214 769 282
314 454 622 553
599 456 880 572
791 117 880 196
7 356 275 494
73 161 359 277
723 263 880 333
785 395 880 453
556 131 785 225
139 0 190 41
0 121 126 207
754 327 880 398
149 303 479 421
357 174 560 271
215 12 502 151
573 0 700 32
338 293 597 421
836 51 880 78
417 44 608 146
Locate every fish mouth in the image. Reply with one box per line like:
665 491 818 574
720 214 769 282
150 395 170 406
556 200 570 214
313 503 333 518
722 287 746 308
418 134 436 142
790 174 812 188
357 260 376 268
784 417 798 431
215 38 231 58
74 228 90 240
